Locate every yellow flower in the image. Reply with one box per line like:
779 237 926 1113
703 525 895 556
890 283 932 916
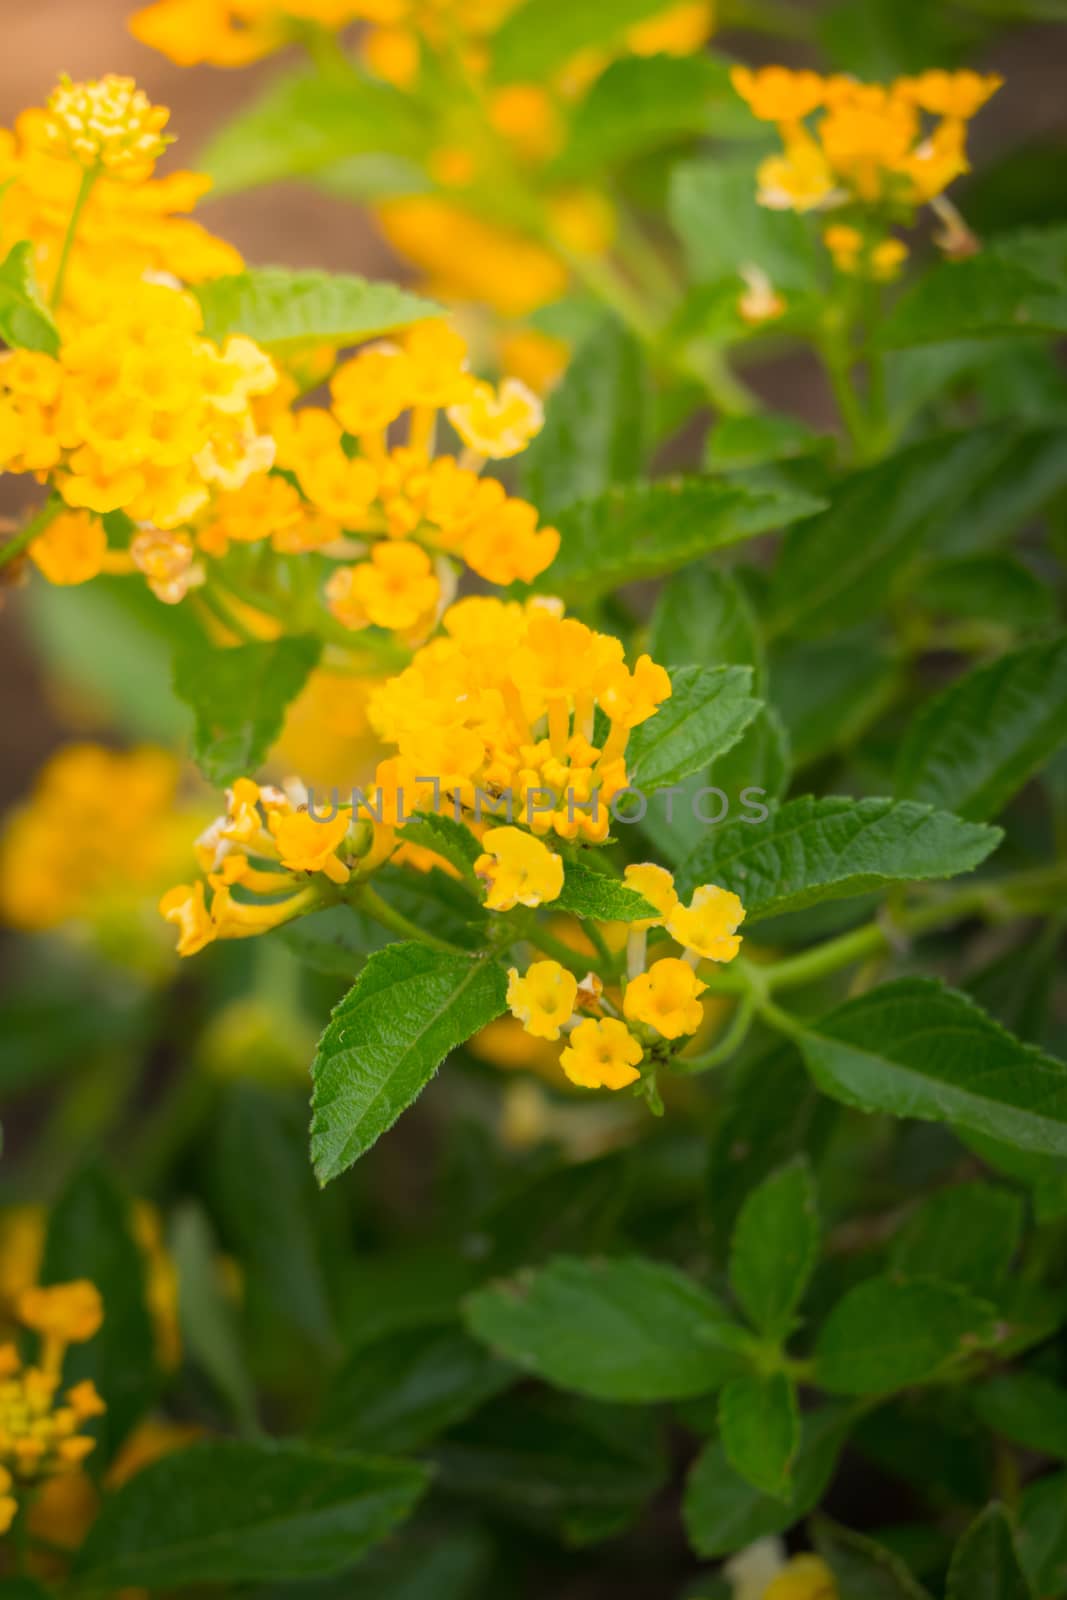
624 956 707 1039
598 654 673 730
622 863 678 929
897 69 1002 120
507 960 578 1040
448 377 544 460
497 328 569 395
756 136 838 212
738 264 786 325
330 342 417 436
18 1281 103 1348
375 198 569 318
731 65 825 123
268 808 351 884
462 497 560 586
475 827 564 912
667 884 745 963
159 881 216 956
29 511 108 585
489 85 563 163
765 1555 838 1600
870 237 909 280
44 75 171 181
560 1017 643 1090
326 542 440 633
627 1 716 56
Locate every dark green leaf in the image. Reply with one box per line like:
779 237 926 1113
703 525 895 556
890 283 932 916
920 554 1057 627
800 978 1067 1157
464 1255 746 1402
534 478 823 600
1018 1470 1067 1596
76 1440 429 1590
553 53 744 176
556 857 658 922
677 796 1001 921
889 1182 1023 1291
729 1158 818 1340
879 225 1067 347
649 567 764 685
814 1275 997 1395
0 240 59 355
195 269 438 352
627 665 760 793
171 1203 258 1435
973 1372 1067 1460
519 317 648 516
397 811 481 885
311 945 507 1183
707 412 833 472
490 0 668 82
947 1504 1033 1600
769 631 899 768
718 1372 799 1499
279 904 391 977
814 1517 935 1600
174 635 321 785
252 1525 492 1600
894 636 1067 820
670 161 817 291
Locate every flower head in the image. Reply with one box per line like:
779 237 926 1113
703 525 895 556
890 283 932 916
624 956 707 1040
448 377 544 460
159 881 216 956
623 863 678 930
667 884 745 963
29 511 108 585
507 960 578 1040
326 542 440 633
45 75 171 181
475 827 564 912
560 1017 643 1090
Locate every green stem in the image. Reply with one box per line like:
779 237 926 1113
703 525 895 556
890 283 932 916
51 164 98 310
521 917 611 979
673 992 757 1073
0 496 62 572
819 335 870 459
195 585 259 644
355 883 470 956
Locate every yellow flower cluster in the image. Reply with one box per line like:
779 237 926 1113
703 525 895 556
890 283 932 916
130 0 395 67
505 863 745 1092
0 745 204 963
0 1281 106 1535
44 74 172 181
726 1537 839 1600
732 66 1001 276
0 278 277 543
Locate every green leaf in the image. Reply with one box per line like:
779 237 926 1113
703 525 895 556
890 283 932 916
397 811 481 886
253 1525 493 1600
195 269 438 353
556 857 658 923
311 945 507 1183
75 1440 429 1590
0 240 59 355
203 69 427 194
766 431 1011 637
677 795 1001 922
973 1372 1067 1460
707 412 833 472
553 53 743 176
279 903 391 977
316 1323 513 1455
799 978 1067 1157
889 1182 1023 1291
947 1505 1033 1600
42 1163 157 1461
174 635 321 785
879 225 1067 347
489 0 669 81
627 665 760 793
718 1372 799 1499
534 477 823 600
171 1203 259 1436
814 1517 935 1600
1018 1471 1067 1597
729 1157 818 1340
649 567 764 685
464 1255 746 1402
769 630 900 768
519 317 648 516
814 1275 997 1395
894 636 1067 821
920 554 1057 627
670 160 817 291
683 1404 852 1557
0 1584 52 1600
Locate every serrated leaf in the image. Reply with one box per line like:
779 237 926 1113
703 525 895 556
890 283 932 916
814 1517 936 1600
555 857 658 922
769 630 900 768
489 0 669 82
174 635 321 785
311 945 507 1183
677 795 1001 921
0 240 59 355
279 903 391 977
202 69 427 194
707 412 833 472
814 1275 998 1395
464 1255 746 1402
880 225 1067 347
315 1323 513 1455
683 1404 852 1557
195 269 438 352
627 665 761 793
42 1164 158 1462
397 811 481 885
973 1372 1067 1460
533 478 822 600
75 1440 429 1590
947 1505 1033 1600
889 1182 1023 1291
718 1372 799 1500
519 317 648 516
766 431 1009 637
920 554 1057 626
670 160 817 291
649 567 764 685
729 1158 818 1340
800 977 1067 1157
894 636 1067 821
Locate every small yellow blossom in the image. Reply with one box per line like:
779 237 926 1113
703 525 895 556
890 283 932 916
667 884 745 963
159 881 216 956
623 863 678 929
268 808 351 884
19 1281 103 1350
29 510 108 585
731 65 826 123
448 377 544 460
738 264 787 325
326 542 440 633
560 1017 643 1090
757 137 838 212
44 75 171 181
475 827 565 912
898 69 1002 120
624 957 707 1040
507 960 578 1040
